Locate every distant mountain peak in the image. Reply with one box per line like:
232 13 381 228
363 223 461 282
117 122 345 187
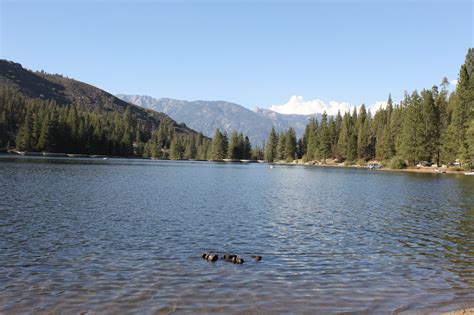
117 94 322 145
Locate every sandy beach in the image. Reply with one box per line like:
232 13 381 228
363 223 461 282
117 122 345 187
443 307 474 315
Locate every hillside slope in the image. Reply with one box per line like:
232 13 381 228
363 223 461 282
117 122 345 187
0 60 195 135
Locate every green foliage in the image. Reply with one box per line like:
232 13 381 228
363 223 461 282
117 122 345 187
226 131 252 159
260 49 472 167
210 129 227 160
344 160 355 166
0 86 211 158
388 157 407 169
356 159 366 166
264 127 278 162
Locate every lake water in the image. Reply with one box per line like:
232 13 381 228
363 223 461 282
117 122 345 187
0 156 473 314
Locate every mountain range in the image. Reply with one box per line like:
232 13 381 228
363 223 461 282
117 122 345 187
117 94 321 146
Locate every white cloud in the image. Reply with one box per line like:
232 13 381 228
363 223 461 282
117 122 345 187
269 96 351 116
450 79 458 86
269 96 390 116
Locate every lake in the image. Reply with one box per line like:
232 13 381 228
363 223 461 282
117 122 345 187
0 156 473 313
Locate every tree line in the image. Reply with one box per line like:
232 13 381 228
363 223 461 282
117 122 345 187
264 49 474 168
0 86 214 159
1 49 472 166
0 86 264 160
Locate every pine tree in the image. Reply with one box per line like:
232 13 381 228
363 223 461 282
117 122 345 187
356 105 369 160
36 114 50 151
336 112 350 160
442 48 474 164
16 106 34 151
184 135 197 159
284 127 297 161
318 112 331 162
276 131 287 161
169 137 182 160
420 89 438 162
305 118 319 160
227 131 241 159
398 91 424 165
243 136 252 159
264 127 278 162
210 129 226 160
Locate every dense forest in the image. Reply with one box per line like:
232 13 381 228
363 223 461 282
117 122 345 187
0 86 262 160
0 49 472 167
0 86 211 158
264 49 474 169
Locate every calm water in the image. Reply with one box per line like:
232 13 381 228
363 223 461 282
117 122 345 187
0 156 473 314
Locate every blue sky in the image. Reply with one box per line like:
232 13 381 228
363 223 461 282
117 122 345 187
1 0 472 113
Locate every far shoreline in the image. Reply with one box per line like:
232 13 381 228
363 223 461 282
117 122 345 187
270 159 471 176
1 152 472 176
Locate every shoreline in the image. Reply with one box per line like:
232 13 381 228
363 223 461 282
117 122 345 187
443 308 474 315
271 160 470 175
1 152 471 175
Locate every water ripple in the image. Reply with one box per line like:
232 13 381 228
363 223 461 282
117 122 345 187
0 156 473 313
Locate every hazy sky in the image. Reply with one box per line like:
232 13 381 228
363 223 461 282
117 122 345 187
1 0 472 113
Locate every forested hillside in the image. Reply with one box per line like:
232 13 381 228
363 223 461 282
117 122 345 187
0 60 210 157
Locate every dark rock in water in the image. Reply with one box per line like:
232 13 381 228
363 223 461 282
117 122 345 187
231 256 244 264
202 253 218 262
222 254 237 262
207 254 218 262
251 255 262 262
201 253 219 262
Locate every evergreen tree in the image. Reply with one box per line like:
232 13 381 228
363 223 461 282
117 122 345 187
227 131 241 159
210 129 226 160
16 106 34 151
243 136 252 159
442 48 474 164
318 112 331 162
264 127 278 162
305 118 319 160
398 91 424 165
284 127 297 161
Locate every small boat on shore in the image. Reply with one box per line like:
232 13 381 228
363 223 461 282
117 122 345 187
66 154 89 158
465 171 474 176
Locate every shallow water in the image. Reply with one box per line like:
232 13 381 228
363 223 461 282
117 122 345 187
0 156 473 314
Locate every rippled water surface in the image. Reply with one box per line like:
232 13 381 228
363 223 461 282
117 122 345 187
0 156 473 314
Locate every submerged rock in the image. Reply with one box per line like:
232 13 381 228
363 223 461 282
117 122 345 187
202 253 218 262
231 256 244 264
251 255 262 262
222 254 237 262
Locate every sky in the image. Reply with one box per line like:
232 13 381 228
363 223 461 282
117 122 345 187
1 0 472 114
